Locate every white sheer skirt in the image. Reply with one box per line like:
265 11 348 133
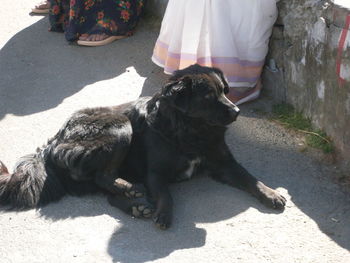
152 0 278 90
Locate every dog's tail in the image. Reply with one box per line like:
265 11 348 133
0 152 65 209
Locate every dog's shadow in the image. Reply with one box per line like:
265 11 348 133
38 173 281 263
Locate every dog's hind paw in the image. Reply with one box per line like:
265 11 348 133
114 178 146 198
131 203 154 218
108 194 154 218
125 186 145 198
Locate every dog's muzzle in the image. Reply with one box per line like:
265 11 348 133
223 96 240 122
228 104 240 121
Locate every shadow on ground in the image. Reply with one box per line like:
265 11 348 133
38 173 284 263
1 16 349 263
230 105 350 251
35 126 350 262
36 115 350 262
0 17 165 120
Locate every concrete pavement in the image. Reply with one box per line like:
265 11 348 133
0 1 349 262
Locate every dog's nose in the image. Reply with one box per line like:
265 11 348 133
229 105 240 121
233 105 240 115
222 95 240 122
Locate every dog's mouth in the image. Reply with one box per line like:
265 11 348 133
231 105 240 120
206 108 240 126
221 99 240 124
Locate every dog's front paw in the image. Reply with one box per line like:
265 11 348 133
257 183 286 210
153 212 172 230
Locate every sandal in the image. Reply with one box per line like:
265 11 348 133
77 35 126 47
31 1 50 14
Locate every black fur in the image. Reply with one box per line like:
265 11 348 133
0 64 286 229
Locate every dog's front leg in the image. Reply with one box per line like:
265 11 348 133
208 144 286 210
147 174 173 230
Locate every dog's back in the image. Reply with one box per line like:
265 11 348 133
0 106 134 209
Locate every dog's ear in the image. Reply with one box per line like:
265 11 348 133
162 76 193 112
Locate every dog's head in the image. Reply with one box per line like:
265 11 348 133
160 64 240 126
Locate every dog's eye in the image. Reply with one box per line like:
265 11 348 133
204 91 216 99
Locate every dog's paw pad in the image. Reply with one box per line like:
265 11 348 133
131 206 141 217
122 184 146 199
131 204 154 218
114 179 145 198
143 208 152 218
135 192 143 198
124 189 144 198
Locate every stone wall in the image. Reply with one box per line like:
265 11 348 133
265 0 350 166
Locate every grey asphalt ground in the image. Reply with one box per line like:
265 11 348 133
1 1 350 262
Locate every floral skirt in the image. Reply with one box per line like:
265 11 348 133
49 0 146 42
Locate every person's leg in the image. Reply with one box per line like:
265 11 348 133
75 0 146 46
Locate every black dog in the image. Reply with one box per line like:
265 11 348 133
0 64 286 229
